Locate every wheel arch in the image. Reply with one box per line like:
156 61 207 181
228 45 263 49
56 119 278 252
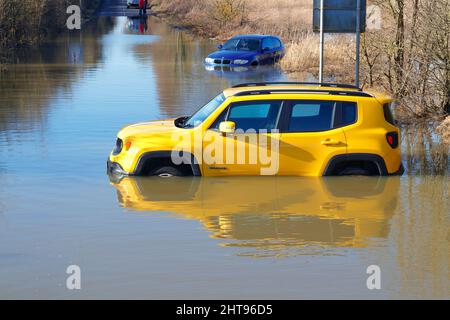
132 151 202 176
323 153 388 176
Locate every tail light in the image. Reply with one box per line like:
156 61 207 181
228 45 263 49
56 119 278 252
386 132 399 148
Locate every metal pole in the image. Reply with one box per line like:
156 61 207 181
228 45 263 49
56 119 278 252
319 0 324 83
355 0 361 88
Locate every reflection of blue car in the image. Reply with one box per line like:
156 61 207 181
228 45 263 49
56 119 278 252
205 64 287 83
205 35 285 67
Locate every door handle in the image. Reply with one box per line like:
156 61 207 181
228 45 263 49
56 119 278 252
321 139 342 146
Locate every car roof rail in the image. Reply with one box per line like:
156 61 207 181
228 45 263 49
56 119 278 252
233 89 372 98
232 82 362 91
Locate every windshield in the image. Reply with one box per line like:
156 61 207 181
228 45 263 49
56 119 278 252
222 38 261 51
183 94 226 128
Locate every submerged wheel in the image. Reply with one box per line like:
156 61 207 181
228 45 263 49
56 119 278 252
151 166 184 178
337 166 371 176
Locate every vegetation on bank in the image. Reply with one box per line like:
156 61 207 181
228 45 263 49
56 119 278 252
0 0 100 48
151 0 449 140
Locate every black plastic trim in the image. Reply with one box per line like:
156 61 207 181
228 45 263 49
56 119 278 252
323 153 388 176
107 159 126 175
232 82 362 90
233 89 372 98
133 151 202 176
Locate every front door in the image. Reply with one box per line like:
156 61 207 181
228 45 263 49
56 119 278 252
278 100 348 176
202 100 283 176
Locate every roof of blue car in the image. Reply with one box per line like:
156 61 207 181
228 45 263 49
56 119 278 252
230 34 275 39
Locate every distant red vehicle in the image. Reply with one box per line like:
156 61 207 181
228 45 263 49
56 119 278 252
126 0 139 8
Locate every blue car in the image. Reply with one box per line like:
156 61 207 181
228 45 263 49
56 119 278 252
205 35 285 67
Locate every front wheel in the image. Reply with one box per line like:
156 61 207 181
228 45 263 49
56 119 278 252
151 166 184 177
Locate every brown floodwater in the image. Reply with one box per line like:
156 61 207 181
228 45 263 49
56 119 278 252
0 16 448 299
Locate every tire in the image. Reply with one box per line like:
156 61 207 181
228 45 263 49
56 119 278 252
151 166 183 177
337 166 371 176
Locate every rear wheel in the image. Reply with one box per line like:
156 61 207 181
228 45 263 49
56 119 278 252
151 166 184 178
337 166 371 176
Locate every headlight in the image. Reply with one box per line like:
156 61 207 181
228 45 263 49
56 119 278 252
205 58 214 64
233 59 249 65
112 138 123 155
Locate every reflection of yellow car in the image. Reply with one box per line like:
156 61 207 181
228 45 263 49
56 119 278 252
107 82 403 177
112 176 400 252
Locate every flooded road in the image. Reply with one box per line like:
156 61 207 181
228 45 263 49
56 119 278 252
0 17 448 299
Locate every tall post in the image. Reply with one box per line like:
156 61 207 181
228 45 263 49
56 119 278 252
319 0 324 83
355 0 361 88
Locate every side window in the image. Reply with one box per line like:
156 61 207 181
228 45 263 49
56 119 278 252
272 38 281 49
262 38 271 50
227 101 282 131
383 103 396 125
334 101 357 127
342 102 357 125
287 101 335 132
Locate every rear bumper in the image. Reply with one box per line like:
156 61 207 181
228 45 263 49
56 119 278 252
389 163 405 176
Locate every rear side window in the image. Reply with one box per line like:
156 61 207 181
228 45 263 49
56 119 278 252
341 102 357 125
272 38 282 48
288 101 334 132
383 103 396 125
333 101 357 128
262 38 271 50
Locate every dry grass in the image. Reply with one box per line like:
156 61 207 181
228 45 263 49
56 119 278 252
280 34 354 81
151 0 355 81
151 0 312 40
436 116 450 145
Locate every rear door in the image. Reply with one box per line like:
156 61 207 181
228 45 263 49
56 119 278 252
260 38 273 64
278 100 349 176
271 38 283 62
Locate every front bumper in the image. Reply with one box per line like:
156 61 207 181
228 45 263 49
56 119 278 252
205 64 254 72
107 159 128 176
205 62 251 68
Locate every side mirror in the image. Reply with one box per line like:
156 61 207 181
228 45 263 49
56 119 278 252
217 44 223 49
219 121 236 134
174 116 189 128
262 47 270 52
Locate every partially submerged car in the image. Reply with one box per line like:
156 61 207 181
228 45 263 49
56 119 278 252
107 82 404 177
205 35 285 67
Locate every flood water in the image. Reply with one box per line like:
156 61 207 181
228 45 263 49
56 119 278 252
0 17 448 299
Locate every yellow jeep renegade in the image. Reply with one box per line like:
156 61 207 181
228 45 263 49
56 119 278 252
107 82 404 177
